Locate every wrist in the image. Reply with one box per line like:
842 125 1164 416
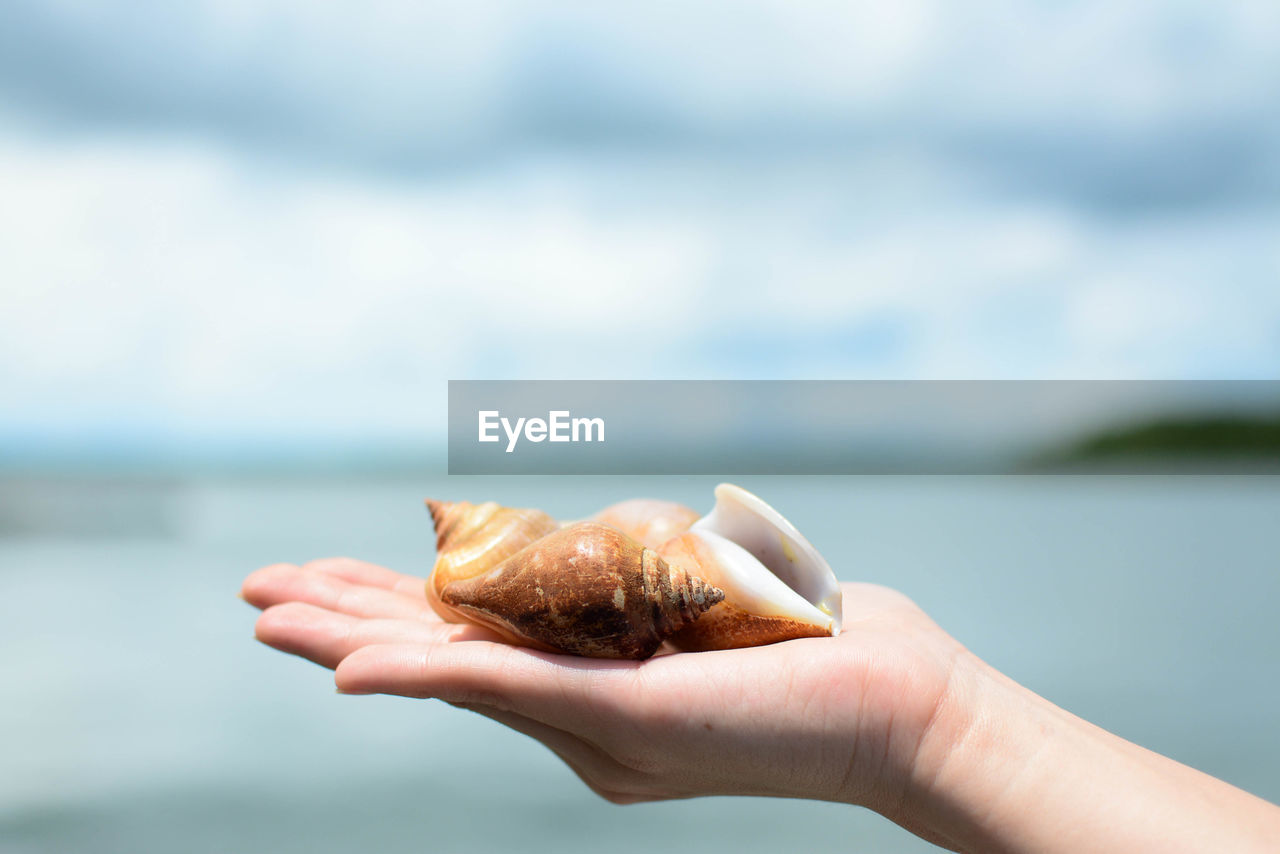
888 651 1114 853
901 653 1051 852
827 646 996 851
896 654 1280 854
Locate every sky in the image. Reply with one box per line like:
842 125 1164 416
1 1 1278 459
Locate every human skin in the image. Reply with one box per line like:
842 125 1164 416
241 558 1280 853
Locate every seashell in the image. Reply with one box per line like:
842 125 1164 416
660 484 843 651
423 485 839 658
424 499 559 623
436 521 725 659
591 498 701 551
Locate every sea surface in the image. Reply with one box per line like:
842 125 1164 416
1 474 1277 853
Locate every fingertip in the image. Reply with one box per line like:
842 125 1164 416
241 563 300 607
253 600 310 645
333 642 511 703
333 643 408 696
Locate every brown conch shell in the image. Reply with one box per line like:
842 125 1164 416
424 499 559 623
434 521 724 659
423 485 839 658
591 498 701 550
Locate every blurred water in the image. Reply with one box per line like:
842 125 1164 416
1 475 1276 853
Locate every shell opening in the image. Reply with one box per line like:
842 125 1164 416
692 531 833 628
691 484 843 634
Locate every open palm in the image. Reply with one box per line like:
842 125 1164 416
241 558 965 816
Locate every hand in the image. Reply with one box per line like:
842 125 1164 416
240 558 968 834
242 557 1280 853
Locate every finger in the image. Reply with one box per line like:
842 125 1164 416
255 602 500 669
333 642 639 733
454 704 654 805
302 557 430 601
242 563 438 621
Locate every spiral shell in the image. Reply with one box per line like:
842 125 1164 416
591 498 701 550
424 499 559 623
424 485 839 658
437 522 725 659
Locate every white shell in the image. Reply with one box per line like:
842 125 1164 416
690 483 843 635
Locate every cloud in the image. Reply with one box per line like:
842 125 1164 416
2 1 1277 178
2 2 1279 454
2 126 1276 448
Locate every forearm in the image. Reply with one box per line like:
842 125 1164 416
900 654 1280 854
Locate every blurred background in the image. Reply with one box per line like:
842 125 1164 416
1 2 1277 852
